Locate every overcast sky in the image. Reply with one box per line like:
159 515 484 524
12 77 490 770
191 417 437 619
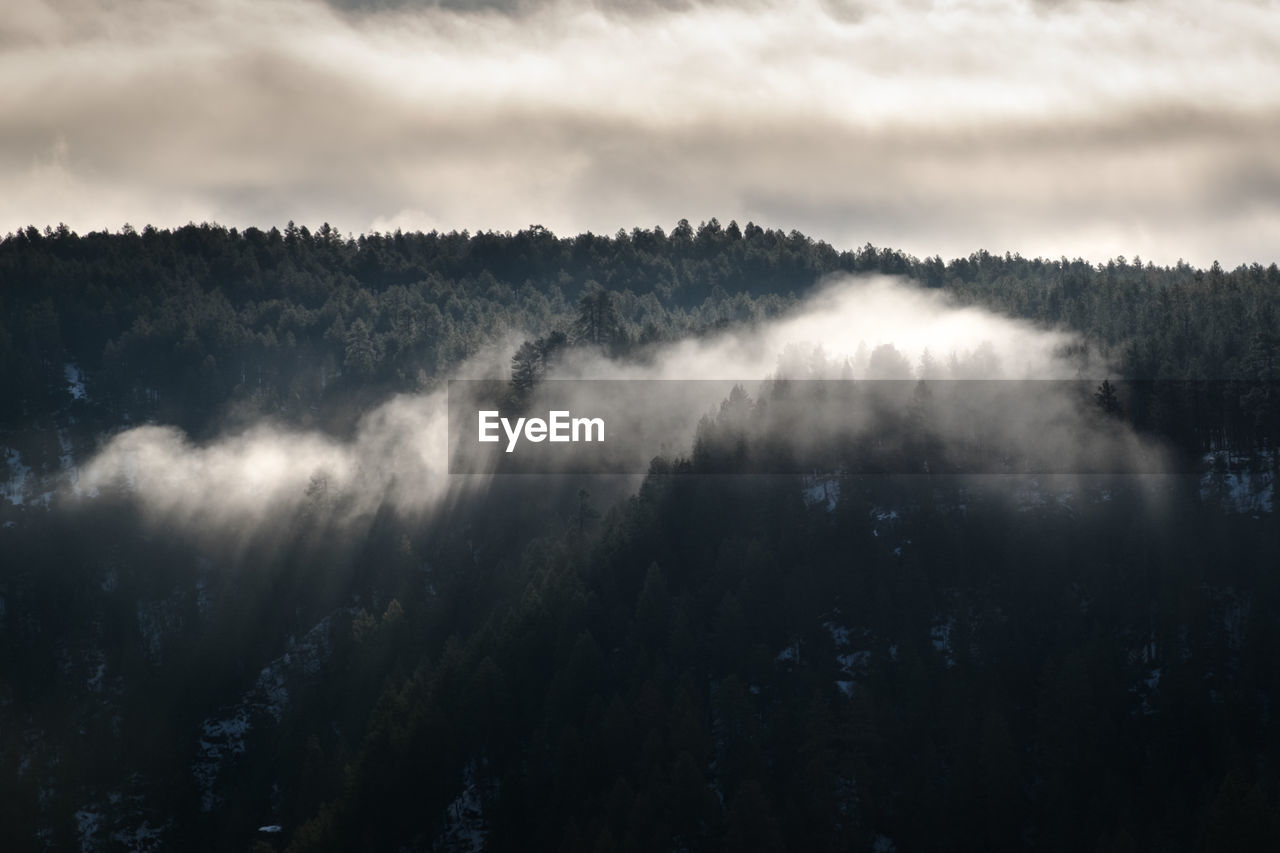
3 0 1278 265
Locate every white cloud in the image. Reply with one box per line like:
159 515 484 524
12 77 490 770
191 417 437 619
78 276 1132 529
3 0 1279 264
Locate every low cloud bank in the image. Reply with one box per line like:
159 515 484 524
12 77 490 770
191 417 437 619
75 276 1164 531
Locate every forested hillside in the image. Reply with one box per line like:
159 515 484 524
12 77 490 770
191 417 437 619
2 222 1280 852
4 220 1279 433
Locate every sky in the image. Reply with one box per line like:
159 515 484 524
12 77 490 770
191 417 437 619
3 0 1279 266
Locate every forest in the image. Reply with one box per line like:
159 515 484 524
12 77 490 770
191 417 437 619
2 221 1280 852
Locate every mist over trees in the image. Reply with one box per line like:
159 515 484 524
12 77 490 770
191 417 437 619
2 221 1280 851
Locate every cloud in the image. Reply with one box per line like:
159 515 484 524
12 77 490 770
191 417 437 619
77 276 1155 531
2 0 1279 264
556 275 1084 381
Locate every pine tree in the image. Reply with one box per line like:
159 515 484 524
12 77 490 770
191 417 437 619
574 282 624 349
1095 379 1123 418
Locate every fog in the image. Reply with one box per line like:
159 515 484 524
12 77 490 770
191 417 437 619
76 275 1169 531
554 276 1082 381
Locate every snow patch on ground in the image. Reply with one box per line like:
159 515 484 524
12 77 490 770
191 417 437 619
822 618 852 649
75 809 101 852
837 651 872 675
439 757 489 853
870 507 898 538
873 834 897 853
65 362 88 401
1200 453 1275 514
2 447 31 505
110 820 165 852
195 711 252 812
823 613 875 693
1129 635 1163 715
193 613 336 812
255 663 289 723
931 618 955 667
1133 665 1163 716
75 789 167 853
802 476 840 512
86 649 107 692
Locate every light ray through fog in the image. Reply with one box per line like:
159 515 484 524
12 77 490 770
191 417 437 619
79 276 1133 529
